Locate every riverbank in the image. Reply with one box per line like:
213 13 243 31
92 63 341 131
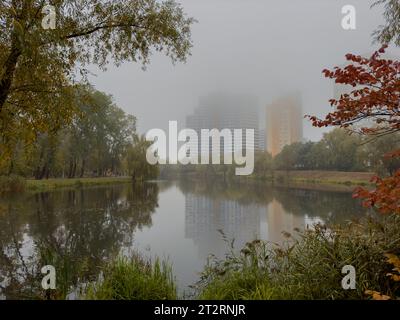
161 166 376 187
2 176 398 300
26 177 132 192
77 214 399 300
195 214 400 300
272 170 374 186
0 170 374 195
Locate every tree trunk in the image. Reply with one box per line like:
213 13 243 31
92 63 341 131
45 165 50 179
8 160 14 176
72 161 77 178
80 159 85 178
0 34 22 112
34 149 45 180
111 159 115 176
68 159 74 178
39 163 47 180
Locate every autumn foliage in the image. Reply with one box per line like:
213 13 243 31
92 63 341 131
308 46 400 215
353 171 400 214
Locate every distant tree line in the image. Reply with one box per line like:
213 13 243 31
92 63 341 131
160 128 400 179
1 87 158 181
273 128 400 175
0 0 193 183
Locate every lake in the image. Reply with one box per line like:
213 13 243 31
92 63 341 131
0 179 367 299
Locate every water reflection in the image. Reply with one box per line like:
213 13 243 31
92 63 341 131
0 179 367 299
185 193 262 259
179 179 367 257
0 182 159 299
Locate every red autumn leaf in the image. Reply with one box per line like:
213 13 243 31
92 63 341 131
307 46 400 215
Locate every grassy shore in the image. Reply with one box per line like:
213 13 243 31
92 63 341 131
75 215 399 300
174 169 375 187
195 215 400 300
84 255 177 300
271 170 374 187
26 176 132 192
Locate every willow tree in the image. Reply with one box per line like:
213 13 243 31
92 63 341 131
373 0 400 46
0 0 194 167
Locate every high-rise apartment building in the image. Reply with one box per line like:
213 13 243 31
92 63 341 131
266 94 303 157
259 129 266 151
185 93 260 158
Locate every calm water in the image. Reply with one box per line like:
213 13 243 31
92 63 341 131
0 179 367 299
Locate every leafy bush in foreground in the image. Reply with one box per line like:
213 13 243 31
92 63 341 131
196 215 400 300
84 255 177 300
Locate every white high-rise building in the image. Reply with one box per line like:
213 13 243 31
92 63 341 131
185 93 260 160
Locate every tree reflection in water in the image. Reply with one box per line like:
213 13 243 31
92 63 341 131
0 182 159 299
0 179 369 299
178 178 368 253
177 178 367 224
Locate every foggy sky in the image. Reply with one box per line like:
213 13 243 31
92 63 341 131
88 0 400 141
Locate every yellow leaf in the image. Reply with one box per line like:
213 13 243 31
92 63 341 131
365 290 391 300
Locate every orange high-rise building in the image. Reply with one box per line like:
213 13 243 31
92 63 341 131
266 94 303 157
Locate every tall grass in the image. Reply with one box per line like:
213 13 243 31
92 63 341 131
84 255 177 300
37 244 91 300
196 215 400 300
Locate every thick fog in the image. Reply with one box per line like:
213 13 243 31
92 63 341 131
88 0 400 141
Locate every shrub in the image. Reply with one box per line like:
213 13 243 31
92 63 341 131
84 255 177 300
196 215 400 300
0 175 26 194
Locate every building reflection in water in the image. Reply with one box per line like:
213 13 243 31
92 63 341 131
184 191 334 259
265 199 305 244
185 193 262 260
